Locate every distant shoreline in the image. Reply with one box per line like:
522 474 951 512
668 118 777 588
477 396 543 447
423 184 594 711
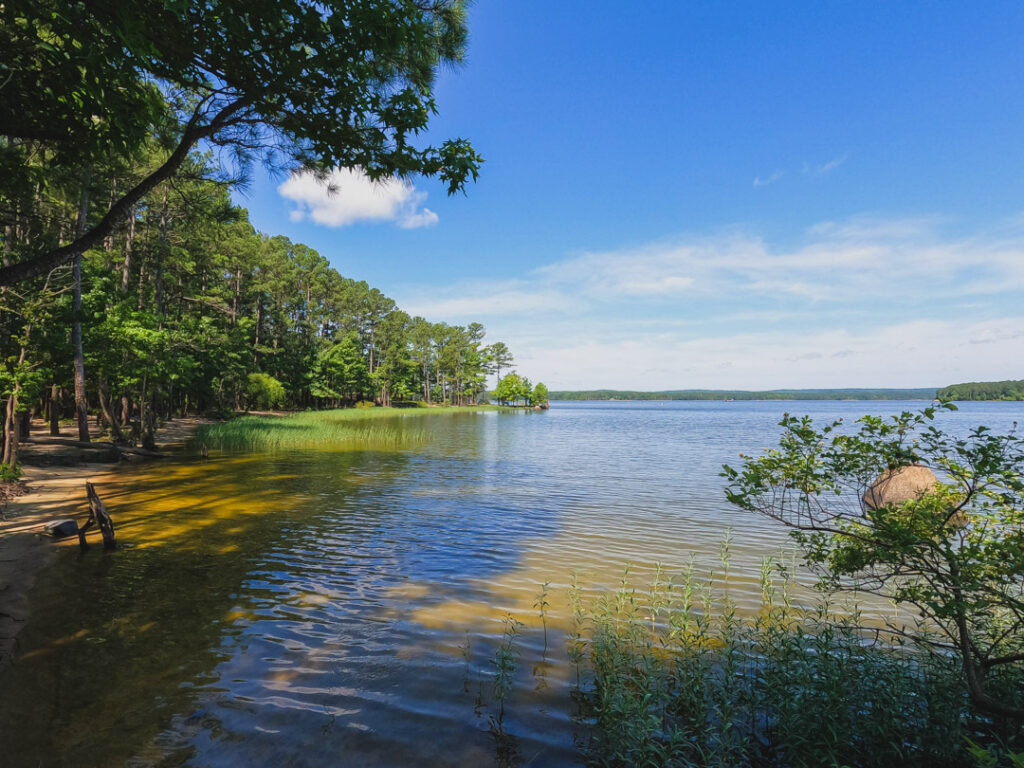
548 388 939 402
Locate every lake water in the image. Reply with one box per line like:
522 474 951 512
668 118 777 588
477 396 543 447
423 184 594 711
4 400 1023 766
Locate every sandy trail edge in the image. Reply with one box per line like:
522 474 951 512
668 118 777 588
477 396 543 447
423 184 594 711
0 417 209 671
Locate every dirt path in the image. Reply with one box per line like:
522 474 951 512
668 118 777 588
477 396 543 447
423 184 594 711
0 417 209 671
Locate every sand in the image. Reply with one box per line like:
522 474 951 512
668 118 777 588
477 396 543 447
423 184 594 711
0 418 208 670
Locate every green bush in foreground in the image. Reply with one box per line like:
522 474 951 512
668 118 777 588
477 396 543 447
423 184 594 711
482 559 1023 768
723 404 1024 722
566 561 1021 767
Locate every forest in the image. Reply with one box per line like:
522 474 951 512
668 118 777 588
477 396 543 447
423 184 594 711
0 0 545 471
0 156 533 464
937 380 1024 401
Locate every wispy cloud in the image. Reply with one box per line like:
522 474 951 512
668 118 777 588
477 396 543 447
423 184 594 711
814 154 848 175
392 214 1024 389
753 170 784 187
802 154 848 176
279 168 438 229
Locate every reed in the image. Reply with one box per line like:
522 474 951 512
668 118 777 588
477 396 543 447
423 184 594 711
484 556 1024 767
194 406 499 452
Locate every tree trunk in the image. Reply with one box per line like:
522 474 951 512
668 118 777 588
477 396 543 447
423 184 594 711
120 394 131 430
97 377 125 442
251 296 260 368
1 392 18 468
49 384 60 435
121 204 135 292
72 175 91 443
232 268 240 324
156 186 168 317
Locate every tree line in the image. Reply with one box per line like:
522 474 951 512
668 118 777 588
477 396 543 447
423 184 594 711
0 157 533 463
0 0 545 472
937 380 1024 401
549 388 938 401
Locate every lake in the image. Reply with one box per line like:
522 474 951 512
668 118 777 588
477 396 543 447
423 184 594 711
4 400 1023 766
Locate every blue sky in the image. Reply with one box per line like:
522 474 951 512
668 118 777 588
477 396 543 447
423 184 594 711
235 1 1024 390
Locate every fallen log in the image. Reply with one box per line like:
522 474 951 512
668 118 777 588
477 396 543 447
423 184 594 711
25 437 167 458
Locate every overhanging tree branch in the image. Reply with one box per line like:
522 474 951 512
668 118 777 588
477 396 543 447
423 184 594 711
0 99 250 286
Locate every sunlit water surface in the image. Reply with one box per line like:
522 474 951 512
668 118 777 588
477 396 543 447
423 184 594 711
3 401 1023 766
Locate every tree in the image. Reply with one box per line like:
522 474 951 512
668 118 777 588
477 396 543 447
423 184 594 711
0 0 482 285
246 373 285 411
486 342 514 387
494 372 529 406
529 382 549 407
723 404 1024 720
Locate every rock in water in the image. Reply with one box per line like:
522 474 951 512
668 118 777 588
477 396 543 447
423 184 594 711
862 465 940 510
43 519 80 539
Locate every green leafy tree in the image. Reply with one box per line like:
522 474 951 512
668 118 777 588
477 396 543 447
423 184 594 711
723 404 1024 720
246 373 286 411
529 382 549 407
0 0 482 285
486 342 514 388
495 372 530 406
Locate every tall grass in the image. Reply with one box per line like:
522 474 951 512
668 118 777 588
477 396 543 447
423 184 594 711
193 408 490 452
482 555 1024 767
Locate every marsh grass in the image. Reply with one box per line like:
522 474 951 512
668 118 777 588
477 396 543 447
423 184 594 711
482 555 1023 767
194 406 501 452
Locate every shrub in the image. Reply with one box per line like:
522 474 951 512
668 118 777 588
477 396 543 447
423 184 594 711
245 373 286 410
0 462 22 483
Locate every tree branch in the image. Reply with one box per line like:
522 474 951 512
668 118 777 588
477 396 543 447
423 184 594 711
0 99 250 286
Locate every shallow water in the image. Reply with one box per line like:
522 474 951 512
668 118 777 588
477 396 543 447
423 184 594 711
3 401 1022 766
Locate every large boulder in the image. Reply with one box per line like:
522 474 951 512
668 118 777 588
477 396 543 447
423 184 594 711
862 465 940 511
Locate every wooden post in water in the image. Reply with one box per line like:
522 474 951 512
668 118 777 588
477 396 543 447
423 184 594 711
79 482 117 551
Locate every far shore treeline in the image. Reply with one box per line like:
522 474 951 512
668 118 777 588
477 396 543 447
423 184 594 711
937 379 1024 401
549 388 939 401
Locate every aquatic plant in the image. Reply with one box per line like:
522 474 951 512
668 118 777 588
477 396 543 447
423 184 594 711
483 557 1024 767
194 407 500 452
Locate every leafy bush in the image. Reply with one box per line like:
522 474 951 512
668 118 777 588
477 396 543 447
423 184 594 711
724 404 1024 721
245 373 286 410
475 558 1023 768
0 462 23 483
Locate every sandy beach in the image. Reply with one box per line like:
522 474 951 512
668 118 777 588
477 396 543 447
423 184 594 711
0 418 208 671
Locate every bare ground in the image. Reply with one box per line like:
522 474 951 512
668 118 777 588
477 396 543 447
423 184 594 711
0 417 209 671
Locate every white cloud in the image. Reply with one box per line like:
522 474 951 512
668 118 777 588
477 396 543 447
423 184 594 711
507 318 1024 390
814 154 847 175
391 214 1024 389
802 154 848 176
278 168 438 229
753 170 784 187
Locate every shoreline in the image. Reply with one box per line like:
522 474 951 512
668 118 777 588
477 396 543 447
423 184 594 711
0 417 208 671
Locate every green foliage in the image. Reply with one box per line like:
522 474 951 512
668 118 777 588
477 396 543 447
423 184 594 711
723 405 1024 720
245 373 285 410
938 379 1024 401
194 407 499 453
529 382 549 406
478 562 1023 767
1 0 483 283
494 372 530 406
0 462 23 483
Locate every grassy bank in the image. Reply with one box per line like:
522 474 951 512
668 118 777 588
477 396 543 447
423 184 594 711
195 406 506 452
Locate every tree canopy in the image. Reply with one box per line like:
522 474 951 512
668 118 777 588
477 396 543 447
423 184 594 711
937 380 1024 401
0 0 482 284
